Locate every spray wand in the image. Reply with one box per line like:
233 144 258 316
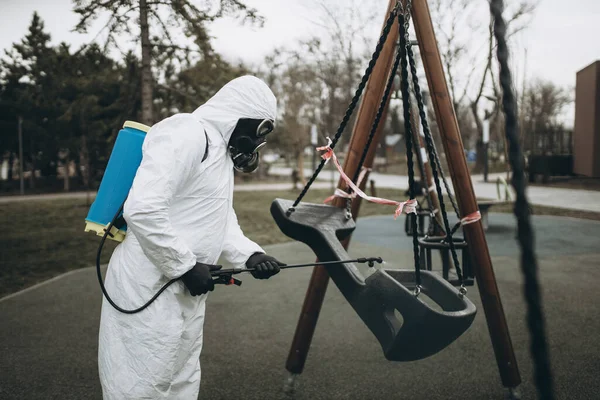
212 257 384 286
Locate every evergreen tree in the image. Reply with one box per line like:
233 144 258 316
56 43 141 190
156 53 247 120
0 12 58 189
1 12 143 192
72 0 263 125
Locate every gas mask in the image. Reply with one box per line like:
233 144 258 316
228 118 274 173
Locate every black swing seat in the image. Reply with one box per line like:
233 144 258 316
271 198 477 362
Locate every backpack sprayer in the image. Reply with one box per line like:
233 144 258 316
84 121 384 314
84 121 149 242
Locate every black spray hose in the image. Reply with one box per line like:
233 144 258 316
96 201 180 314
96 205 384 313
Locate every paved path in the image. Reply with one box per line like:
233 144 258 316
269 166 600 213
0 182 334 204
0 191 96 204
2 170 600 213
1 214 599 399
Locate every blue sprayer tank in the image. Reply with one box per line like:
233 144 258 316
84 121 151 242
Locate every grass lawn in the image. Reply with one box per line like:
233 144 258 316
0 188 403 298
1 187 598 298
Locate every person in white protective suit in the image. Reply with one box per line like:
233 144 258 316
98 75 286 399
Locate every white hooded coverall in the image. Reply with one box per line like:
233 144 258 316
98 76 277 399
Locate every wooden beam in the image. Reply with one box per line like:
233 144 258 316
285 0 401 376
410 0 521 389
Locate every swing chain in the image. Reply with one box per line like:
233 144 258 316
403 0 413 33
402 13 465 285
403 0 461 224
344 2 407 218
402 0 462 236
290 5 401 212
490 0 553 397
345 193 352 219
398 11 422 288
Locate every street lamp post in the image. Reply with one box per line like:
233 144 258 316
310 124 318 171
483 110 491 183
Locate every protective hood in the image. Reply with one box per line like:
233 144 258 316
100 78 270 398
192 75 277 144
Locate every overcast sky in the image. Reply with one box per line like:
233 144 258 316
1 0 599 117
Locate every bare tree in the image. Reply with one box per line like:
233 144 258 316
521 79 572 155
299 0 383 149
256 0 385 181
429 0 536 171
263 51 324 181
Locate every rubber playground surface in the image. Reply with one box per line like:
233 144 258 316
1 213 599 399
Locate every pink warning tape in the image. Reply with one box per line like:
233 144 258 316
460 211 482 226
318 138 417 219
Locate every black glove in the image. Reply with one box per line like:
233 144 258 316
180 262 222 296
246 253 285 280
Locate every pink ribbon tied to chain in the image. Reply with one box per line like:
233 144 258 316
317 138 417 219
323 168 370 204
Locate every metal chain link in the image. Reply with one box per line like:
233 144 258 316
397 10 422 290
406 0 460 219
404 0 461 224
403 0 413 32
401 3 464 285
402 1 425 292
345 17 406 217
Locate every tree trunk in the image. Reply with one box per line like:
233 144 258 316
80 113 91 205
530 119 537 155
470 102 485 173
296 149 306 185
7 152 14 181
29 138 36 190
81 135 90 188
140 0 153 125
325 80 339 147
63 157 70 192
